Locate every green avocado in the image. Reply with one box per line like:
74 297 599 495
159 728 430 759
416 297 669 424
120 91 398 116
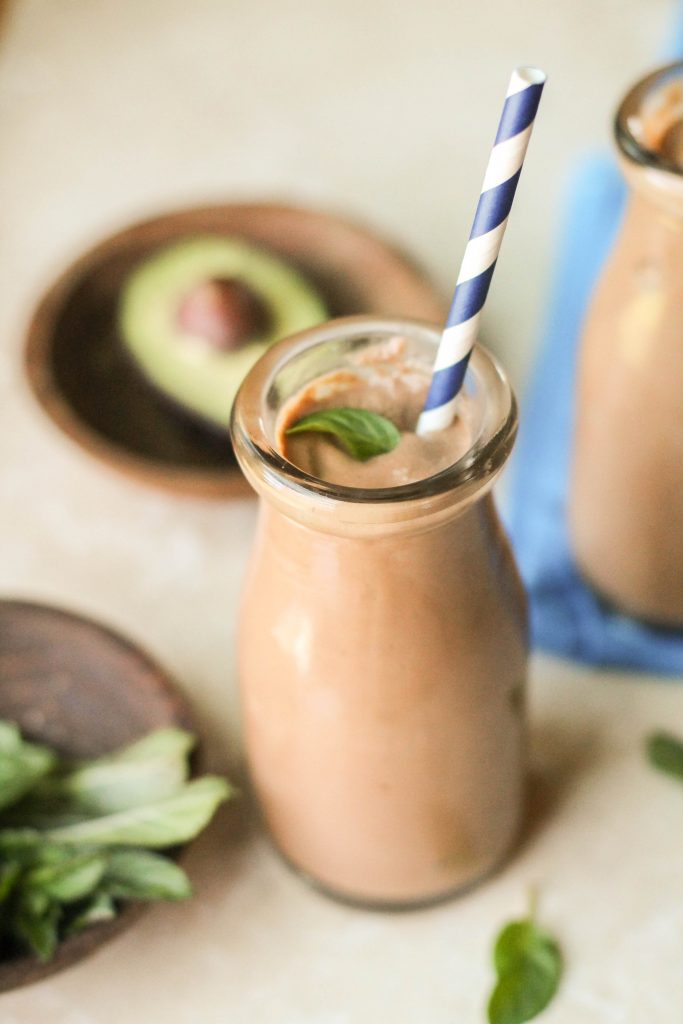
119 235 327 432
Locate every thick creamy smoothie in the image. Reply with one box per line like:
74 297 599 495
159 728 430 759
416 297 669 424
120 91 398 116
233 320 527 906
278 336 472 487
630 79 683 163
571 64 683 624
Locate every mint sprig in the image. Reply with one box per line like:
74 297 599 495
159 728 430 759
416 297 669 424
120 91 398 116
285 407 400 462
487 903 562 1024
0 722 233 963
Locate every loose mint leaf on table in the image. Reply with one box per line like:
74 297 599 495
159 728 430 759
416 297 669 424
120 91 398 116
285 408 400 462
646 731 683 781
487 918 562 1024
44 777 232 848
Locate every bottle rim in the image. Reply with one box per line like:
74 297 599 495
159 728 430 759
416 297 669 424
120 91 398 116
615 59 683 178
230 315 517 526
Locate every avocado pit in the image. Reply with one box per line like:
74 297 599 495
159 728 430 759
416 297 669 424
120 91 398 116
177 277 272 351
119 234 328 432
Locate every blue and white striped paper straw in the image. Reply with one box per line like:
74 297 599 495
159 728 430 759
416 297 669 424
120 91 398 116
417 66 546 434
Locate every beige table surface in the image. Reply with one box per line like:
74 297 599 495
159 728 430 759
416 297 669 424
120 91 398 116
2 1 683 1021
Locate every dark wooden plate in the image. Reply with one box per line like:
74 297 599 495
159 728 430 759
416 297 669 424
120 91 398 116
0 599 194 992
25 203 446 499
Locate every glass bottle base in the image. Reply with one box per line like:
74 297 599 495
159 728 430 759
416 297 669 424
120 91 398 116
272 840 517 913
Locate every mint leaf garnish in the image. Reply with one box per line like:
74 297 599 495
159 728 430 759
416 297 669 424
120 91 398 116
285 407 400 462
487 915 562 1024
647 731 683 780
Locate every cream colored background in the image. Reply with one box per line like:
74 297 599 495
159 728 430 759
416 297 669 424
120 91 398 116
2 1 683 1021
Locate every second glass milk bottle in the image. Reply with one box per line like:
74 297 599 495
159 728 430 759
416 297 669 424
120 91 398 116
571 61 683 626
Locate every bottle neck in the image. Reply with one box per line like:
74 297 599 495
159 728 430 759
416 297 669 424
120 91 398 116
615 61 683 218
231 317 518 539
257 487 499 546
246 463 502 539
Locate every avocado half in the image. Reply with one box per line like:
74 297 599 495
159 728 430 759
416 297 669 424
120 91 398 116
119 235 328 433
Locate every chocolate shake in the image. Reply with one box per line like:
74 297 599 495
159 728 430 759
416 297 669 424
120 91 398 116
232 317 527 907
571 62 683 625
278 336 472 487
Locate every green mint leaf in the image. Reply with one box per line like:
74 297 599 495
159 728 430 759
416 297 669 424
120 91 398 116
0 829 42 852
20 887 50 917
0 722 22 754
0 861 21 903
106 728 196 765
44 777 232 848
24 852 107 904
3 804 89 829
487 918 562 1024
14 903 60 963
30 727 195 816
286 407 400 462
65 892 117 936
0 738 57 812
103 849 192 901
12 727 194 825
647 731 683 781
0 831 67 866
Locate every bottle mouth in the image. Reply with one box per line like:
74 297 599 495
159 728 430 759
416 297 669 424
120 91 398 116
231 315 517 527
615 60 683 177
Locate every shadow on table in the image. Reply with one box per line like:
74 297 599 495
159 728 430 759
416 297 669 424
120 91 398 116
0 1 12 38
182 788 258 907
519 716 605 853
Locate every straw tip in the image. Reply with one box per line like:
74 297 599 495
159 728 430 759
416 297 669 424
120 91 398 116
514 66 547 87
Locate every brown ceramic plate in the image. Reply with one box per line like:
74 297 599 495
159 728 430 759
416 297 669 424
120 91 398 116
25 203 446 499
0 599 194 993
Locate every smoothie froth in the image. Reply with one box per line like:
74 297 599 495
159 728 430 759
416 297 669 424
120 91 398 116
630 80 683 165
278 337 472 487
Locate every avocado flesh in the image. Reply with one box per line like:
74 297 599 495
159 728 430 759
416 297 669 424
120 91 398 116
119 236 328 432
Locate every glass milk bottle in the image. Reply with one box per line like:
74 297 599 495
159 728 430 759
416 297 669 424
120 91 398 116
570 61 683 625
232 316 527 908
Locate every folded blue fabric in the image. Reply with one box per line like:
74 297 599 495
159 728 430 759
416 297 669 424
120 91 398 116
506 124 683 674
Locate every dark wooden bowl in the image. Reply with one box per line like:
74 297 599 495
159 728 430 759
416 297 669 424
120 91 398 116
25 203 446 499
0 599 195 993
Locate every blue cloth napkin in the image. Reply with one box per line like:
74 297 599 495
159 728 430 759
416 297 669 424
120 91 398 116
506 20 683 675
